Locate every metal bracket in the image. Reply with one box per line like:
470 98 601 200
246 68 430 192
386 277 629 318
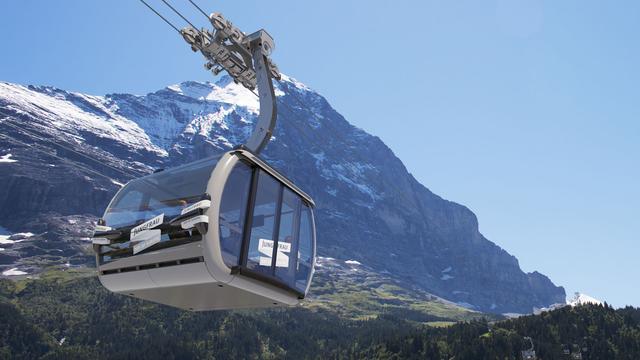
244 31 277 154
180 13 280 154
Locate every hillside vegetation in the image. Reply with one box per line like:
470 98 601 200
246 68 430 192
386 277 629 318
0 271 638 359
356 303 640 359
0 269 475 359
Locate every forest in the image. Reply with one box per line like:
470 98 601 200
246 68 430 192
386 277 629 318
1 272 639 359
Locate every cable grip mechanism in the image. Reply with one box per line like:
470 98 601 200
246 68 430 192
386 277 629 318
180 13 281 154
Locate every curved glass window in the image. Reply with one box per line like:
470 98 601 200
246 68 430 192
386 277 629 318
99 156 219 263
295 205 314 293
219 161 252 268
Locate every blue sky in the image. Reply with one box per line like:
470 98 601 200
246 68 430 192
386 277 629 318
1 1 638 307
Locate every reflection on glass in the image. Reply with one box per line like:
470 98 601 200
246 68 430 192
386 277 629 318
219 161 252 267
275 189 301 286
246 171 281 276
104 156 219 229
100 155 220 263
295 205 313 293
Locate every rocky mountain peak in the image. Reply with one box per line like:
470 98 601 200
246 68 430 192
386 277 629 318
0 75 565 313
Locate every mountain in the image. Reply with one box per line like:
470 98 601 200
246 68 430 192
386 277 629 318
533 292 605 315
0 76 565 313
568 292 603 307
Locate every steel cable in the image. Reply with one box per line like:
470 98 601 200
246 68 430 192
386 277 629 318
138 0 181 33
160 0 200 31
187 0 209 20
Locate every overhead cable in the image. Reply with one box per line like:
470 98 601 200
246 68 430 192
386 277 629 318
138 0 181 33
160 0 200 31
187 0 209 20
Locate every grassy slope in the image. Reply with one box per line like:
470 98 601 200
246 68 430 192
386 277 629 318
4 269 638 359
0 265 482 359
306 257 481 322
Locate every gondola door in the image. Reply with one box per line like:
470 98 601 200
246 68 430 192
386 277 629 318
235 167 314 297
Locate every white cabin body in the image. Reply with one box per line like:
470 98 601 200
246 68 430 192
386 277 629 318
94 149 316 311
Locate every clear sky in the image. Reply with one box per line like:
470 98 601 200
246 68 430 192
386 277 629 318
1 1 638 307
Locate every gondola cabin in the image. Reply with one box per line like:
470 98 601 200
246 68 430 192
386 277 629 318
92 149 316 310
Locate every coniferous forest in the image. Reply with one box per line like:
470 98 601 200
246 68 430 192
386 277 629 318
1 272 639 359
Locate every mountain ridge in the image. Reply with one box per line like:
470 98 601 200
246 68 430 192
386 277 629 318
0 76 565 313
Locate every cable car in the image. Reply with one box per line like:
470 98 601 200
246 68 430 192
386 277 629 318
93 148 316 310
92 10 316 310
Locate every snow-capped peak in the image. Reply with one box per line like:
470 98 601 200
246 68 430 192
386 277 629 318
165 74 314 110
167 77 258 108
567 292 603 306
0 82 167 157
166 78 259 112
279 74 312 91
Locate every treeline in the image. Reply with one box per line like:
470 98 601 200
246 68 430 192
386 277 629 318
0 275 422 359
353 303 640 359
1 274 639 359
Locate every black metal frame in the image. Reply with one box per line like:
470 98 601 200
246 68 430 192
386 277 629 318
286 195 302 282
269 185 285 273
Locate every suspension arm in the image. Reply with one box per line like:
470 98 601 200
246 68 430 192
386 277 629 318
180 13 280 154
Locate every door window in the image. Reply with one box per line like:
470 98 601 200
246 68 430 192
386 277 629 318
274 188 301 286
245 171 281 276
237 167 315 296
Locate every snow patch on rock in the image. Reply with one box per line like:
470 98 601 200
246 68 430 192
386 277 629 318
0 232 35 244
0 153 17 163
2 268 28 276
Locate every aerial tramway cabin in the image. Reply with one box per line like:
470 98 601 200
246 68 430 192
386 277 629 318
93 149 316 310
93 7 317 310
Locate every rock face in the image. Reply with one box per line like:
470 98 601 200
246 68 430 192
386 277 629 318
0 76 565 313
